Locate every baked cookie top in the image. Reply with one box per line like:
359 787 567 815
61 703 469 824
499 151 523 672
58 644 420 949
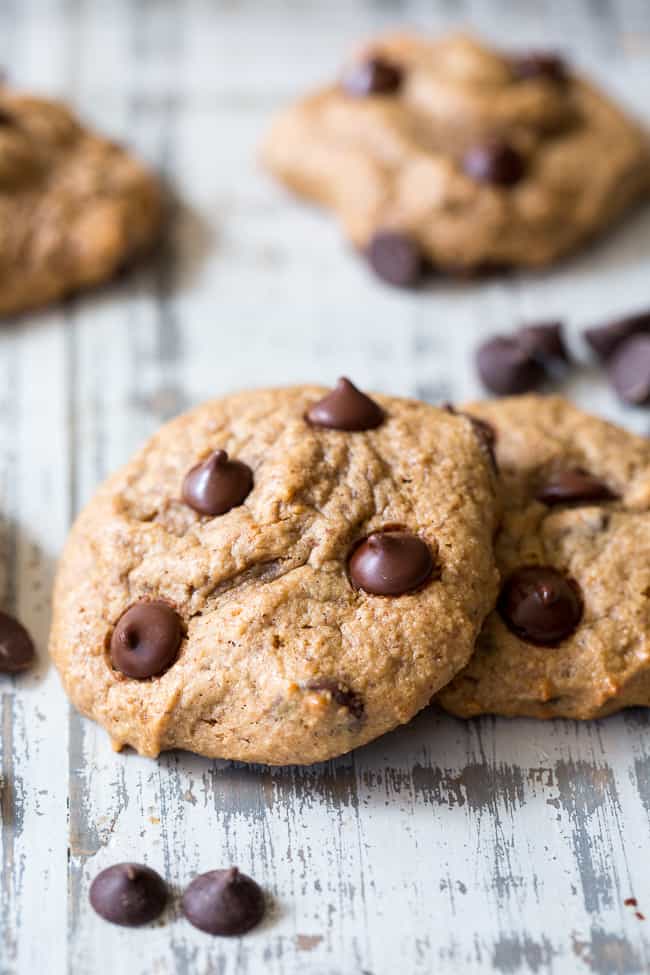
50 382 499 765
0 86 163 315
438 395 650 720
261 33 650 282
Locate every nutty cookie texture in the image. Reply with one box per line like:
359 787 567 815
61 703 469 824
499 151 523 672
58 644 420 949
50 382 499 765
438 396 650 721
261 33 650 284
0 85 163 315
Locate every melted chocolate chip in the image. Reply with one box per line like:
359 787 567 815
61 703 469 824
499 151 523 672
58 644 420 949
306 377 384 431
182 868 265 936
110 600 182 679
89 863 167 927
609 335 650 405
498 566 583 646
463 142 526 186
342 56 403 97
182 450 253 516
0 611 35 673
536 468 618 506
512 52 567 83
305 678 365 720
476 335 545 395
516 321 569 365
348 530 435 596
584 309 650 361
366 231 424 288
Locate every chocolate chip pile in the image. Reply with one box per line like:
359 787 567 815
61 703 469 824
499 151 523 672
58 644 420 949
476 308 650 405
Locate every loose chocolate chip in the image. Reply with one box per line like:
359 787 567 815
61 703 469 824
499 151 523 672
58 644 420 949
462 142 526 186
609 335 650 405
0 611 35 673
498 566 583 646
348 530 435 596
110 600 182 679
536 468 618 506
306 377 384 431
516 321 569 365
476 336 545 395
182 450 253 516
512 52 567 83
305 678 365 720
342 56 403 97
584 310 650 361
89 863 167 927
182 868 265 936
366 230 424 288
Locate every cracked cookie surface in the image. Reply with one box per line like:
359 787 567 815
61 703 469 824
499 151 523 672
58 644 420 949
50 385 499 765
261 33 650 277
0 85 163 315
438 396 650 720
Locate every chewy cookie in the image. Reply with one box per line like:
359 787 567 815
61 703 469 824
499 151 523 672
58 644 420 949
438 395 650 720
50 381 499 765
0 84 163 315
261 33 650 285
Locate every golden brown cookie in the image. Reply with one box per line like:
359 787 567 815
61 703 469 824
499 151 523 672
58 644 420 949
261 33 650 284
0 85 163 315
438 395 650 720
50 382 499 765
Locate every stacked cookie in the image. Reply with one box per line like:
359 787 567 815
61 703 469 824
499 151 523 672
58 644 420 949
49 380 650 764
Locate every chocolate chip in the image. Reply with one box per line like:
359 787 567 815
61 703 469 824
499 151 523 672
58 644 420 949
512 52 567 83
536 468 619 506
182 868 265 936
366 231 424 288
0 107 13 126
584 310 650 361
89 863 167 927
348 530 435 596
516 321 569 365
498 566 583 646
462 142 526 186
0 611 35 673
306 377 384 431
182 450 253 516
609 335 650 405
110 600 182 679
476 336 545 395
342 56 403 97
305 678 365 720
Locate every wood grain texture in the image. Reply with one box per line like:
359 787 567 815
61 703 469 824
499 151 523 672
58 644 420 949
1 1 650 972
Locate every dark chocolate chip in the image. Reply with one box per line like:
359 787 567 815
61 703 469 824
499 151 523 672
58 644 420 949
584 310 650 361
476 336 545 395
512 52 568 83
366 230 424 288
342 56 403 97
110 600 182 679
462 142 526 186
306 377 384 431
348 530 435 596
89 863 167 927
182 868 265 936
0 611 35 674
498 566 583 646
443 403 498 471
305 678 365 720
609 335 650 405
0 107 13 126
536 468 618 506
182 450 253 516
516 321 569 364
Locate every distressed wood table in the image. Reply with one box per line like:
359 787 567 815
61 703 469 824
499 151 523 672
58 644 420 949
1 2 650 973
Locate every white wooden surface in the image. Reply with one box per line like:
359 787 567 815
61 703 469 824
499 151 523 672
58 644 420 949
1 2 650 973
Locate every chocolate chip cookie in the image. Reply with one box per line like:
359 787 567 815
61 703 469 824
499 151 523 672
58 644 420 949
438 395 650 720
50 381 499 765
261 33 650 285
0 84 163 315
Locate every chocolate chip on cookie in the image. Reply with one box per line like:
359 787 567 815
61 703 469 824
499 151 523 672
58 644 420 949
182 450 253 516
511 52 567 83
349 530 436 596
462 142 525 186
0 611 35 673
498 566 583 646
110 601 182 679
584 309 650 361
182 868 265 936
536 468 618 506
342 56 403 97
90 863 168 927
366 231 424 288
306 377 385 431
609 335 650 405
476 335 545 395
305 678 365 720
